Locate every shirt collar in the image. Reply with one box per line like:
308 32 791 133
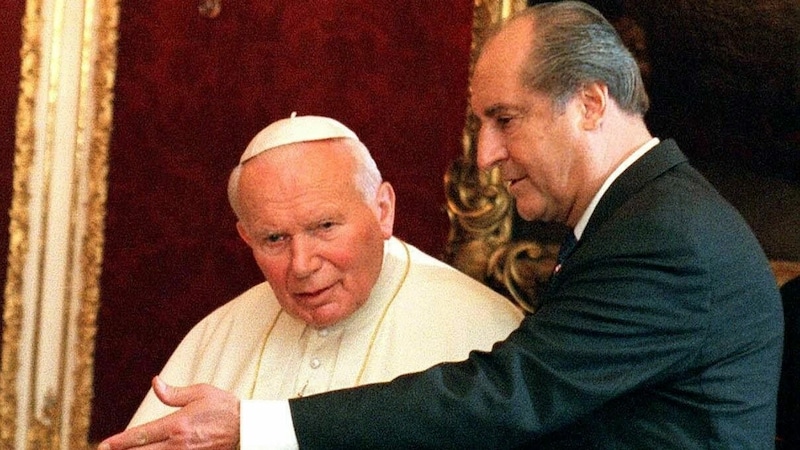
573 137 660 240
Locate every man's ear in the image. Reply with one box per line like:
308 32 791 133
579 82 608 130
375 181 396 239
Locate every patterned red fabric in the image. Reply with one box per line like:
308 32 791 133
91 1 473 440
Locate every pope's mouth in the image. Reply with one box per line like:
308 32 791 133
293 284 335 305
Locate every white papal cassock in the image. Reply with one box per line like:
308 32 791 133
128 237 524 426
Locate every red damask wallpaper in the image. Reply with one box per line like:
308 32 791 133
91 1 474 440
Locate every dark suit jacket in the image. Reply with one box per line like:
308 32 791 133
777 276 799 447
290 140 783 449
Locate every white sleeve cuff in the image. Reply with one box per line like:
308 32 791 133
240 400 299 450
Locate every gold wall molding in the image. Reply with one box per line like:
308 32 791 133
1 0 119 448
1 0 40 446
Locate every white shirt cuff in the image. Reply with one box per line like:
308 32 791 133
240 400 299 450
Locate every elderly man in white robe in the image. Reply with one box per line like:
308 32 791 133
123 114 523 431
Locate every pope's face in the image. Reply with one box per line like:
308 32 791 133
235 140 394 328
470 19 588 225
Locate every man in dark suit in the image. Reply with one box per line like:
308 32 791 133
100 2 783 449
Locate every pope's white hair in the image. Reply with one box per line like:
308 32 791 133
227 138 382 220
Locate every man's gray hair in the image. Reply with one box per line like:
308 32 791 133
502 1 650 115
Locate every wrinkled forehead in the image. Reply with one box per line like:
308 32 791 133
477 16 533 69
237 142 362 216
470 19 534 105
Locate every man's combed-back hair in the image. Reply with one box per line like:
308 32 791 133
508 1 650 115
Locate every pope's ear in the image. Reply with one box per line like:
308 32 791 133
236 221 254 248
376 181 395 239
579 82 608 130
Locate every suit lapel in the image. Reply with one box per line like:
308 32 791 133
545 140 690 293
582 139 688 241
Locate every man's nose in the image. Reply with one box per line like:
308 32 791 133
290 236 321 278
475 128 507 171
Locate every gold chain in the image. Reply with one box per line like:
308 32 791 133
248 308 283 399
355 241 411 385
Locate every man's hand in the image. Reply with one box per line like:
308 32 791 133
98 376 240 450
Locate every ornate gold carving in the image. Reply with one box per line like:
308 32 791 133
772 260 800 287
1 0 41 447
69 0 119 448
445 0 555 313
26 390 61 449
1 0 118 448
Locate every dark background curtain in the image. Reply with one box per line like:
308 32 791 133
89 1 474 440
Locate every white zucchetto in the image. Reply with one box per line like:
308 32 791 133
239 112 360 163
